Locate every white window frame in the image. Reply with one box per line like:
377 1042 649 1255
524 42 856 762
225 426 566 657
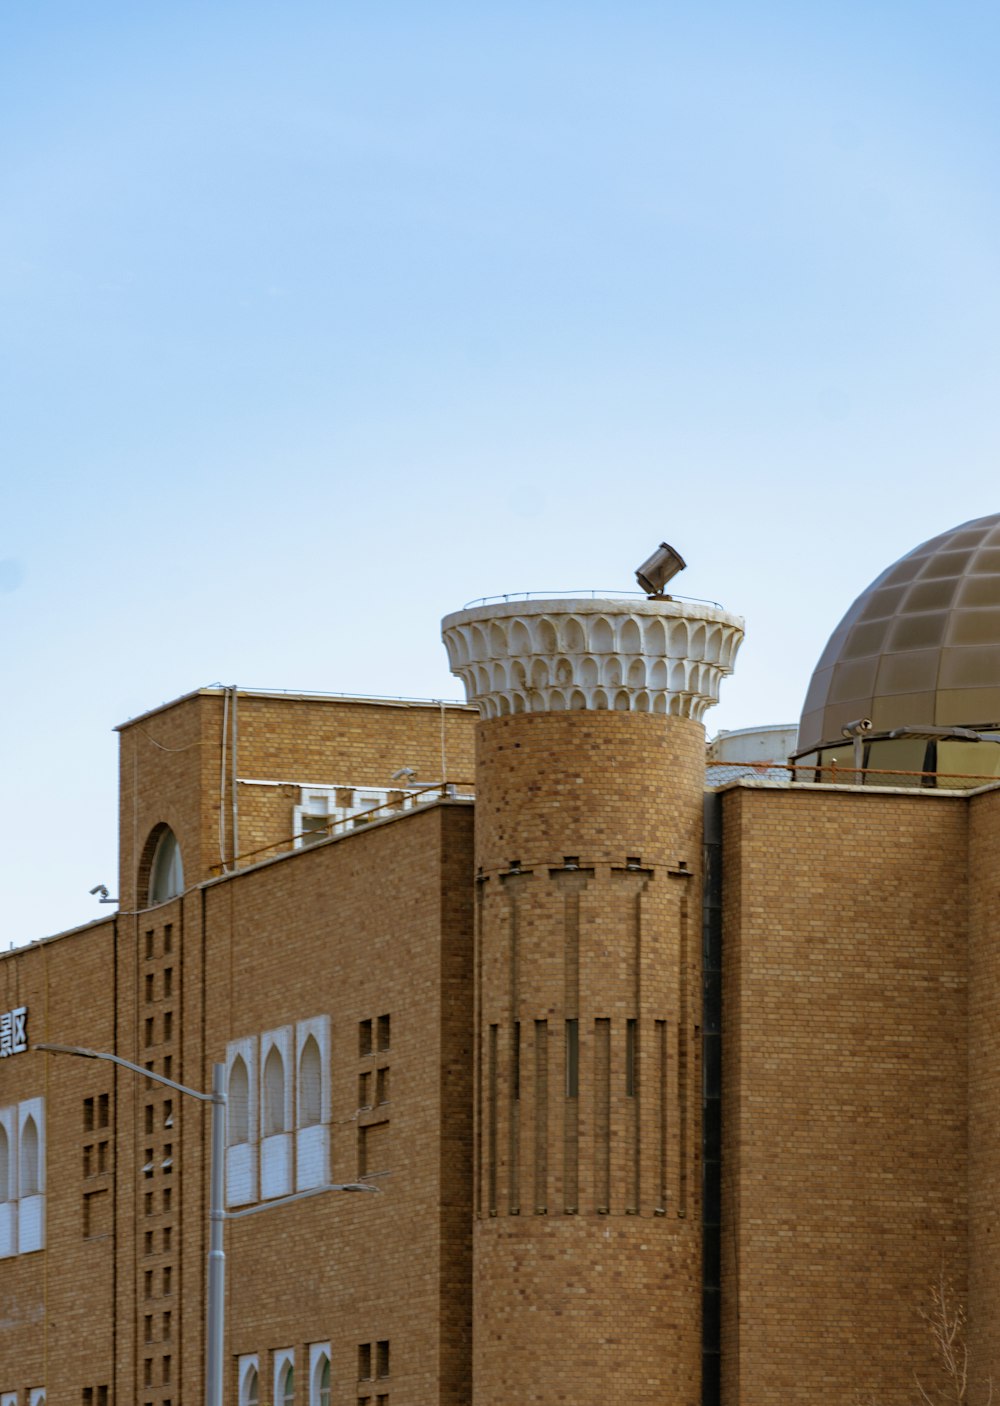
0 1105 16 1259
260 1026 294 1200
292 785 396 848
225 1037 258 1208
293 788 337 849
17 1096 45 1253
237 1354 259 1406
308 1342 331 1406
296 1016 331 1128
0 1098 45 1258
273 1348 295 1406
19 1098 44 1196
295 1017 331 1190
260 1027 293 1135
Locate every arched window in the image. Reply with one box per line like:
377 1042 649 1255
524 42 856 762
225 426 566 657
263 1046 286 1137
20 1116 38 1196
241 1366 259 1406
280 1363 294 1406
298 1036 321 1127
228 1056 249 1145
311 1352 330 1406
0 1126 9 1204
149 827 184 905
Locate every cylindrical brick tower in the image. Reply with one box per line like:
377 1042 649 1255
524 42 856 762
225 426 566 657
442 594 744 1406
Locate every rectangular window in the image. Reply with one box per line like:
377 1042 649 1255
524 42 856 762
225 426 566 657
163 1011 173 1042
358 1344 372 1380
375 1067 389 1105
626 1019 637 1097
358 1072 371 1108
376 1341 390 1379
377 1014 390 1051
83 1097 94 1132
163 924 173 954
565 1020 579 1098
359 1020 373 1057
145 930 155 960
145 1018 155 1048
164 968 173 998
98 1093 109 1128
145 974 155 1003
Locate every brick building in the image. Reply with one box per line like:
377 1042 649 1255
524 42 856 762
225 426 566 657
4 514 1000 1405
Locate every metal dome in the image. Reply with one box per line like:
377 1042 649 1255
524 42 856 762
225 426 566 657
798 512 1000 753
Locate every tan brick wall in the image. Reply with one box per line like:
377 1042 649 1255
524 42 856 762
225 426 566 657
197 804 475 1406
1 799 474 1406
118 694 211 911
118 691 477 904
0 921 118 1404
19 678 1000 1406
721 785 969 1405
472 711 706 1405
967 785 1000 1386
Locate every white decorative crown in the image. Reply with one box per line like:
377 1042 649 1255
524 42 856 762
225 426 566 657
442 597 743 720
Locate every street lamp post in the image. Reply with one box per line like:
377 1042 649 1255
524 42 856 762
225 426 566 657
36 1042 375 1406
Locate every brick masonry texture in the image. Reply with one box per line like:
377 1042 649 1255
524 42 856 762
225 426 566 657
117 690 477 907
473 711 706 1405
5 771 475 1403
9 686 1000 1405
721 785 969 1406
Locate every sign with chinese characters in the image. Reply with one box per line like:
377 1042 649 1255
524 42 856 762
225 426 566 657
0 1007 27 1058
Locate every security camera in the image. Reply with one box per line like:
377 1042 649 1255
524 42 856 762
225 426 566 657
390 767 417 782
840 719 873 739
89 884 109 898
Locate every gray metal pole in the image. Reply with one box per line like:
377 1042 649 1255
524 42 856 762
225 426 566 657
206 1062 226 1406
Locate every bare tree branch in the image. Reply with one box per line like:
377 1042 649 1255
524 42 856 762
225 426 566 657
856 1274 993 1406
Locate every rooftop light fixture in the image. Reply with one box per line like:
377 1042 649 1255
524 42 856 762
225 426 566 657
635 542 687 596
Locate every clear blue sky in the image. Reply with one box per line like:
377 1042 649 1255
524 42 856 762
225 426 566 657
4 2 1000 941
